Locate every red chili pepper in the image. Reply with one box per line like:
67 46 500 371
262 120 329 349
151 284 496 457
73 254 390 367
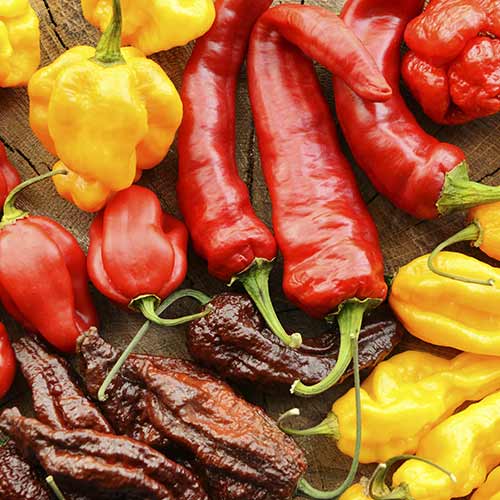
0 171 98 352
333 0 500 220
0 143 20 208
0 323 15 399
177 0 303 349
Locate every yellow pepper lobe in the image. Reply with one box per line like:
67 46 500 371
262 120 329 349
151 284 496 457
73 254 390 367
468 201 500 260
390 251 500 355
81 0 215 56
472 466 500 500
393 390 500 500
339 483 370 500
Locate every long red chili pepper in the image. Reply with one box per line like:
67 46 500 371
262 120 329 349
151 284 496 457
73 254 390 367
177 0 304 349
0 323 15 399
0 143 20 208
333 0 500 221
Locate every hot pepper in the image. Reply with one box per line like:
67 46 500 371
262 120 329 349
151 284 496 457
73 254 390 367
0 323 15 400
402 0 500 124
0 171 98 352
472 466 500 500
390 251 500 354
333 0 500 220
0 0 39 87
28 0 183 212
81 0 215 56
0 143 20 208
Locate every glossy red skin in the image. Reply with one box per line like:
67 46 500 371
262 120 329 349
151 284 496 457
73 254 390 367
333 0 466 220
0 143 21 208
87 185 188 307
177 0 276 283
0 323 15 399
248 5 388 319
0 217 98 352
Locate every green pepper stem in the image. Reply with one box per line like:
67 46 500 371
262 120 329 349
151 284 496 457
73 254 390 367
368 455 456 500
295 334 362 499
427 223 493 286
234 258 302 348
0 169 68 228
46 476 66 500
0 434 8 447
437 161 500 215
278 410 340 441
92 0 125 66
98 289 212 402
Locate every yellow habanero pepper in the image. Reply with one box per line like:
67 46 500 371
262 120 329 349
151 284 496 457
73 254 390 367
392 390 500 500
472 466 500 500
279 350 500 465
28 0 182 212
81 0 215 56
339 483 370 500
389 251 500 355
0 0 39 87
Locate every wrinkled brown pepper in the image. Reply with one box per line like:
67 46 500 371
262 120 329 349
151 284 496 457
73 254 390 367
77 328 308 500
188 293 402 389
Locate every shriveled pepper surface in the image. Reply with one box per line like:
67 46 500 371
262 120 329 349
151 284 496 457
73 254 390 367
0 0 498 498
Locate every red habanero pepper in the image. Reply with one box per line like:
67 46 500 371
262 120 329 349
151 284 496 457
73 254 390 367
177 0 305 349
0 323 15 399
333 0 500 220
0 142 20 208
0 171 98 352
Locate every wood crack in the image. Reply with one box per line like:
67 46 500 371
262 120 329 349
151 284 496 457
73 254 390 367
0 134 41 176
42 0 69 50
478 165 500 183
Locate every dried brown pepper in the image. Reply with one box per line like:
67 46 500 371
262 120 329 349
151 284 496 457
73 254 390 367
187 293 403 389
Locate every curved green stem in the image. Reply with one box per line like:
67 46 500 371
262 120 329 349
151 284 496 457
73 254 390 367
46 476 66 500
295 334 362 499
1 169 68 228
233 258 302 348
427 223 493 286
92 0 125 66
0 434 8 447
437 161 500 215
98 289 212 402
278 409 340 441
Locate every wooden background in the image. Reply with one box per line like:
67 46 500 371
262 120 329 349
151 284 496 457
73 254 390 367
1 0 499 497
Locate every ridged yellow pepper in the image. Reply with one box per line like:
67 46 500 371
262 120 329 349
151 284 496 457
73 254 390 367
339 483 370 500
472 466 500 500
81 0 215 56
0 0 39 87
392 390 500 500
28 0 182 212
390 251 500 355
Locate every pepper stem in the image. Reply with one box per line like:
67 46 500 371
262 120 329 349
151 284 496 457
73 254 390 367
368 455 456 500
233 258 302 348
92 0 125 66
437 161 500 215
98 289 212 402
427 223 493 286
0 169 68 228
295 333 362 499
278 409 340 441
0 434 7 447
46 476 66 500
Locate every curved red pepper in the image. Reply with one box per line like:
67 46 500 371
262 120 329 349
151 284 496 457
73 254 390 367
333 0 500 220
0 142 21 208
0 323 15 399
0 171 98 352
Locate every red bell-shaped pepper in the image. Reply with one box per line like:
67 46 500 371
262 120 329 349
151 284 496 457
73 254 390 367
0 323 15 399
0 171 98 353
0 142 20 208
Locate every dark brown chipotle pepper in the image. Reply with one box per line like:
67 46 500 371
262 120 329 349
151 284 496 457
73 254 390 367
187 293 403 389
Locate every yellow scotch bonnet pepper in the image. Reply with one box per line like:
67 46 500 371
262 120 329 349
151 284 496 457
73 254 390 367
0 0 40 87
28 0 182 212
81 0 215 56
472 466 500 500
390 251 500 355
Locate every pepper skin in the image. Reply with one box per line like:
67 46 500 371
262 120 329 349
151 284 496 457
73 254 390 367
0 143 20 208
472 466 500 500
0 172 98 352
339 484 370 500
82 0 215 56
390 251 500 355
0 0 39 87
392 390 500 500
334 0 500 220
0 323 15 399
29 0 182 212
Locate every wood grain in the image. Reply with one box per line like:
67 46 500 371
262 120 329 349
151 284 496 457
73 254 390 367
0 0 498 497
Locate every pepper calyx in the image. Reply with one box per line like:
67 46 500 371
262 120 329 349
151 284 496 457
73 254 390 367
278 409 340 441
91 0 125 66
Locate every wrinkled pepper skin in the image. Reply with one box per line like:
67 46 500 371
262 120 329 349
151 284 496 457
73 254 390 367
472 466 500 500
248 4 389 319
0 0 40 87
82 0 215 56
0 323 15 399
390 251 500 355
29 46 182 212
0 143 20 207
87 185 188 307
402 0 500 124
393 390 500 500
332 350 500 463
